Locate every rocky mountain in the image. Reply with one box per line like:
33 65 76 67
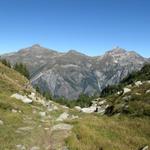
2 44 148 99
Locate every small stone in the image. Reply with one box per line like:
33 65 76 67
51 123 73 131
146 90 150 94
139 145 149 150
70 115 79 120
44 128 49 130
61 105 69 109
135 93 141 95
12 109 18 113
39 112 46 117
122 95 132 101
0 120 4 125
17 126 33 131
30 146 40 150
16 144 26 150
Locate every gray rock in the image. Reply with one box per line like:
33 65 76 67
56 112 69 121
11 93 32 104
135 81 142 87
81 106 97 113
16 144 26 150
98 100 106 106
139 145 149 150
74 106 81 111
123 88 131 94
122 95 132 101
30 146 40 150
70 115 79 120
0 120 4 125
51 123 73 131
95 106 106 114
146 90 150 94
12 109 18 113
39 112 46 117
17 126 33 132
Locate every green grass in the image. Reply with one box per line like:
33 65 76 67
66 115 150 150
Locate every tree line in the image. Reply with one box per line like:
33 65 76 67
0 58 30 79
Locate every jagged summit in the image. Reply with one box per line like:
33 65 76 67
106 47 127 55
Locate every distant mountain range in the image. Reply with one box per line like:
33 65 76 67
2 44 149 99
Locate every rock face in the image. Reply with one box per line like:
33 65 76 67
3 45 148 99
11 93 33 104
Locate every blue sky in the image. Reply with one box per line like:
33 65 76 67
0 0 150 57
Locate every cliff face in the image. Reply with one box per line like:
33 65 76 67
3 45 147 99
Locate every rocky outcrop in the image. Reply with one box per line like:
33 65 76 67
3 45 147 99
80 98 109 114
11 93 33 104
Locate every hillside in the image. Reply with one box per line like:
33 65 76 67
0 62 77 149
2 45 148 99
0 62 150 150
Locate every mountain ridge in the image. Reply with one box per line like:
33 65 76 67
2 44 149 99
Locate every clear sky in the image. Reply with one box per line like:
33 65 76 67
0 0 150 57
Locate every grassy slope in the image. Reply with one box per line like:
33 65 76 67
0 63 65 149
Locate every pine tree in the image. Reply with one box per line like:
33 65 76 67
0 58 11 68
14 63 30 79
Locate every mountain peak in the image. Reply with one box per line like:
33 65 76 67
107 47 126 55
31 44 41 48
67 49 88 57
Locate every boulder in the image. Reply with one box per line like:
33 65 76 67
135 81 142 87
56 112 69 121
123 88 131 94
146 90 150 94
81 106 96 113
11 93 32 104
98 100 106 106
74 106 81 111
